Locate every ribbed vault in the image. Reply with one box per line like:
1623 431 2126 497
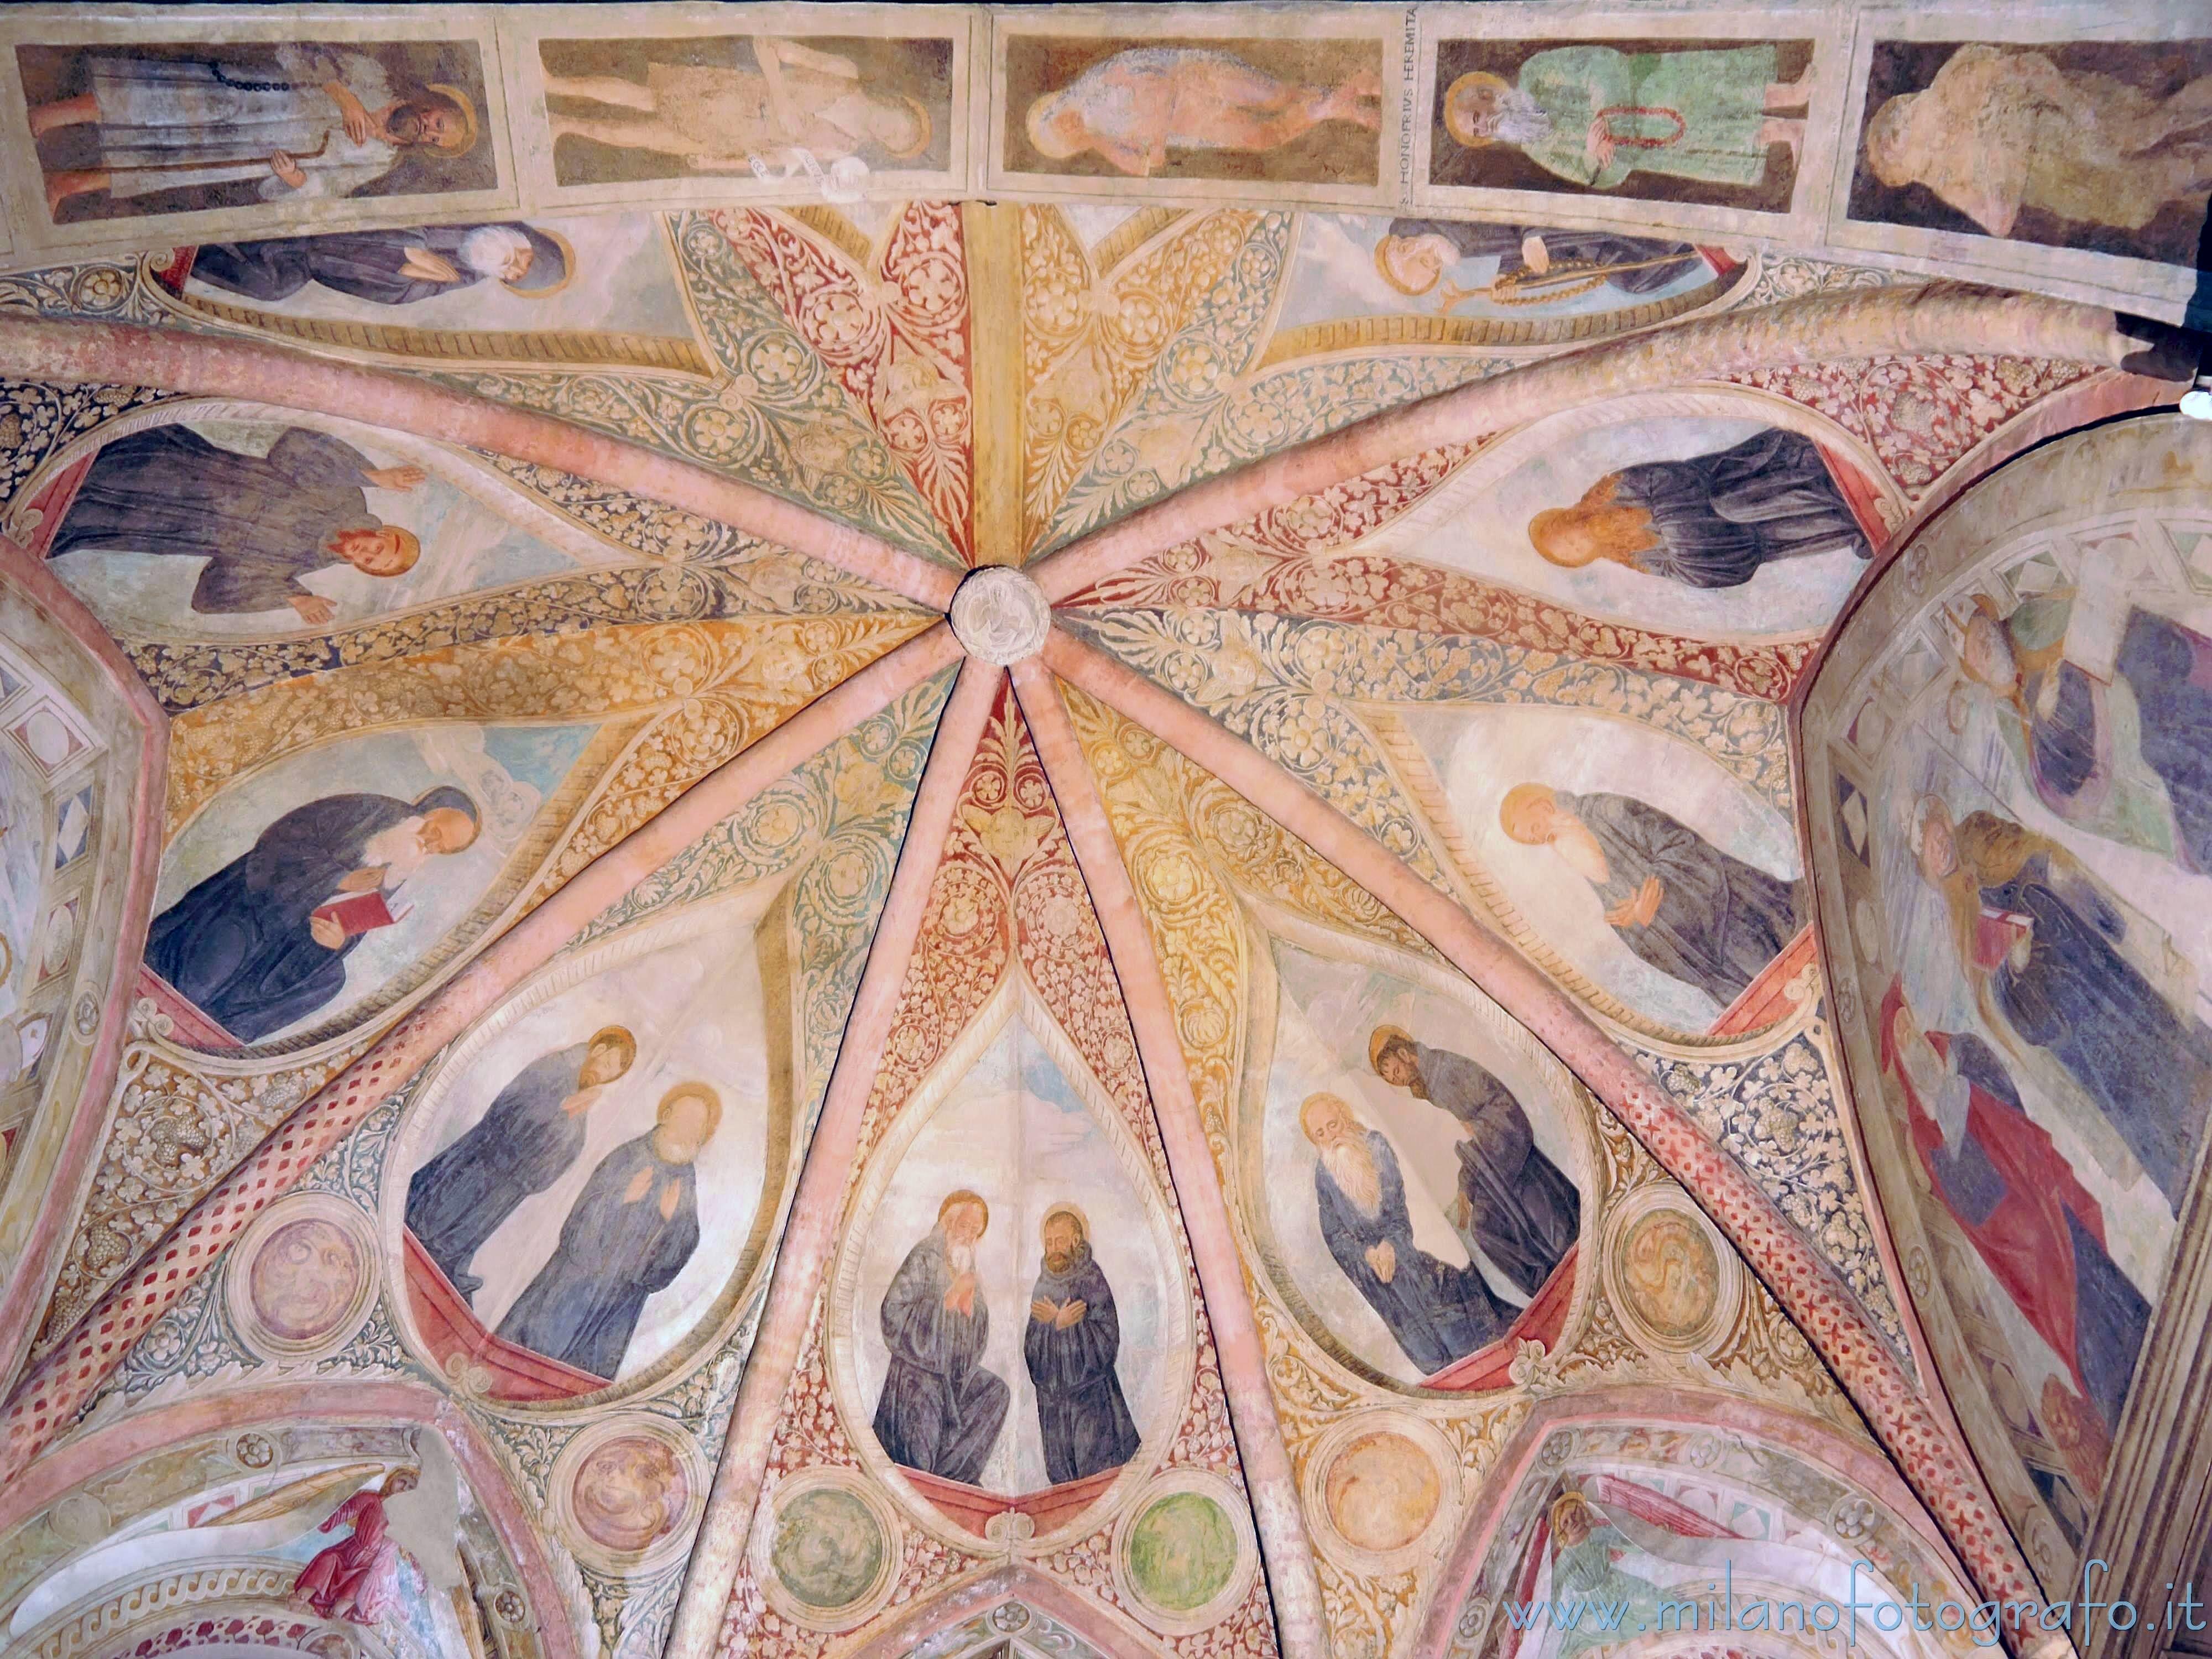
0 32 2206 1659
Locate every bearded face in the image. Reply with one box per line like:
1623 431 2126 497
1477 86 1554 146
1321 1135 1383 1216
1043 1217 1083 1273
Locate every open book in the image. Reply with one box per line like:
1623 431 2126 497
1972 905 2034 971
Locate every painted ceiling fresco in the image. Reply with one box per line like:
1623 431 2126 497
0 8 2205 1659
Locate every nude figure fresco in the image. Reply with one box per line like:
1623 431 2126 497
1850 39 2212 266
1005 36 1384 185
18 38 493 225
538 35 953 187
1430 36 1815 212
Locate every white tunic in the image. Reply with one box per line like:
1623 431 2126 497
89 44 400 200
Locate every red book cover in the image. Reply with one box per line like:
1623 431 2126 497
311 889 404 940
1973 906 2033 971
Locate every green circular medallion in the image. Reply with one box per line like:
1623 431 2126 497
1125 1491 1238 1614
771 1486 885 1611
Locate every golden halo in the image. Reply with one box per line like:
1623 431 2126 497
1549 1490 1594 1536
1372 234 1439 298
1368 1025 1415 1074
939 1188 989 1230
508 227 576 300
1442 71 1511 149
1040 1201 1091 1243
424 83 481 156
655 1081 722 1141
883 93 935 163
587 1024 636 1065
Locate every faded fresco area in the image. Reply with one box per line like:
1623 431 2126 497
0 7 2203 1659
1812 415 2212 1597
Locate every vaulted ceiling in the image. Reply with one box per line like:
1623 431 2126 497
0 11 2208 1659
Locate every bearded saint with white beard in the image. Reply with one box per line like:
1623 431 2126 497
873 1190 1010 1485
1442 45 1811 194
1301 1093 1510 1375
189 221 571 307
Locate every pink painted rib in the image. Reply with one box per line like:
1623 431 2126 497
0 315 961 612
0 1379 582 1659
665 658 1004 1659
1030 286 2164 603
1014 655 1328 1659
0 623 963 1483
0 537 166 1398
1041 628 2047 1620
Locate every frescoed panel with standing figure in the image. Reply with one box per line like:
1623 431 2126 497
14 34 497 226
1374 406 1886 642
1248 932 1589 1390
1428 34 1816 212
140 211 706 374
834 1014 1187 1528
390 893 782 1401
1848 38 2212 268
150 721 598 1049
1808 413 2212 1592
33 413 609 642
1402 702 1811 1037
1267 212 1754 356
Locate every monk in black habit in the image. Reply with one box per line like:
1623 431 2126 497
1502 784 1807 1010
497 1083 719 1379
1369 1028 1578 1297
405 1026 638 1299
144 786 479 1043
47 424 426 626
1301 1093 1510 1375
873 1191 1010 1485
1528 428 1870 590
1024 1204 1141 1485
191 222 570 306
